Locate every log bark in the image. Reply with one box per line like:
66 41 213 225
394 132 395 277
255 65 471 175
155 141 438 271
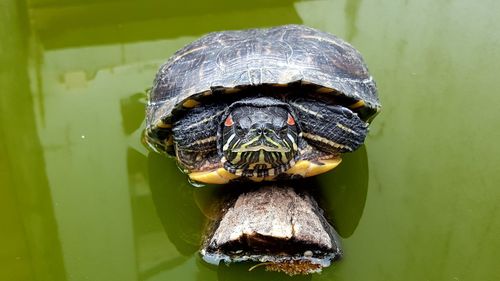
200 184 342 275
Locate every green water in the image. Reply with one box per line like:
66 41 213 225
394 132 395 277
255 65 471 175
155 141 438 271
1 0 500 280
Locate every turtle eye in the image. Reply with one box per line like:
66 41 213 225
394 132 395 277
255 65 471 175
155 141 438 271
235 124 246 136
279 125 288 136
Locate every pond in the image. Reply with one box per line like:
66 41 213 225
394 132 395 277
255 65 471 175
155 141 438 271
1 0 499 281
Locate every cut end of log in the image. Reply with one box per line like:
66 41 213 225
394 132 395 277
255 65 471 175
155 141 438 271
199 185 343 275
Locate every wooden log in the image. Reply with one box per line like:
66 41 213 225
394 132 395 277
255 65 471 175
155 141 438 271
200 184 342 275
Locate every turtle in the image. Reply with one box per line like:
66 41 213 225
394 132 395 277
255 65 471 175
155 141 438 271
144 24 380 184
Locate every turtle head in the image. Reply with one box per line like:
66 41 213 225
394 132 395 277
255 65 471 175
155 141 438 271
220 98 300 177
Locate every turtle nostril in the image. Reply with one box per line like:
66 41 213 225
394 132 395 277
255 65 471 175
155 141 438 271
255 125 267 135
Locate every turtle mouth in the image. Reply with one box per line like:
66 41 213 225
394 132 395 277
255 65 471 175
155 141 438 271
223 133 297 174
232 144 290 153
224 150 295 171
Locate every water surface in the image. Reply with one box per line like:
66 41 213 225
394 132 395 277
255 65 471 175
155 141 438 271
1 0 499 281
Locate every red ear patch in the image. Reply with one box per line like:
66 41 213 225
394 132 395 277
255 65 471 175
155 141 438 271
224 115 234 127
287 114 295 125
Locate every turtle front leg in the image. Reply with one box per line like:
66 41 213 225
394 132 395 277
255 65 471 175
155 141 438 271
289 98 368 154
172 103 227 175
172 102 240 184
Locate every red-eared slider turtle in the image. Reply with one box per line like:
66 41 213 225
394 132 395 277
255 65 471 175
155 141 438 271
144 24 380 184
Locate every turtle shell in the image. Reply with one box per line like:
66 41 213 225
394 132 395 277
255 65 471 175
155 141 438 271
145 24 380 155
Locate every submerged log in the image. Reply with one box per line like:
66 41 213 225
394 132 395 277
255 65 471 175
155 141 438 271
200 185 342 275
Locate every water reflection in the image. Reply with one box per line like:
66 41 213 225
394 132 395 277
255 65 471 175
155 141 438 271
147 153 205 256
31 0 304 49
216 262 312 281
120 92 148 136
315 146 369 238
0 1 66 280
